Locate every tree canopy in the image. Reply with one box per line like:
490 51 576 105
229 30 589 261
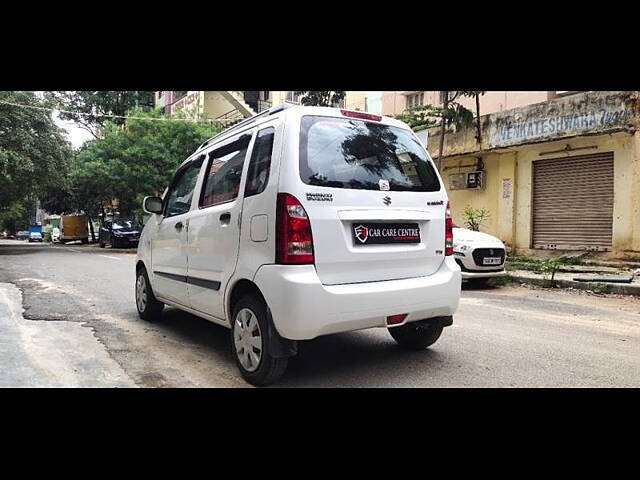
41 108 221 221
393 104 443 131
295 91 346 107
46 91 155 138
0 91 72 228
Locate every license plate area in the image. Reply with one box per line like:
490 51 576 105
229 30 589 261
352 222 420 246
483 257 502 265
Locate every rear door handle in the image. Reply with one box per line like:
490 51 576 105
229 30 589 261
219 213 231 226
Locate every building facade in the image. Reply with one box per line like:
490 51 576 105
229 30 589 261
425 91 640 260
381 91 572 117
155 91 368 125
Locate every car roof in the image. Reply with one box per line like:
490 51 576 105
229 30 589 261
181 105 414 168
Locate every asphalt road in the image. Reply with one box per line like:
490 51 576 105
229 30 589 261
1 239 639 387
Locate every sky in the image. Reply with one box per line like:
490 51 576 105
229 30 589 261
32 92 94 149
54 114 94 149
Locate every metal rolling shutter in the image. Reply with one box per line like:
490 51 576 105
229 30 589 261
532 152 614 250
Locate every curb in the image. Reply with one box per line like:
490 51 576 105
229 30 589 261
508 274 640 297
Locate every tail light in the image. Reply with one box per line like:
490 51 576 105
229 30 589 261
387 313 408 326
340 110 382 122
276 193 314 264
445 201 453 256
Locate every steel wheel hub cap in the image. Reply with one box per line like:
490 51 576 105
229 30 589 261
234 308 262 372
136 275 147 312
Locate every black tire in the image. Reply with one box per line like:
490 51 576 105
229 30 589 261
135 267 164 321
110 235 117 248
231 294 288 386
99 239 105 248
388 320 444 350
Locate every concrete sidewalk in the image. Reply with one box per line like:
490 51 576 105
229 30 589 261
508 269 640 296
0 282 135 387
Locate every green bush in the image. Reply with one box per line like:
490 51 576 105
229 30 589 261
462 206 490 232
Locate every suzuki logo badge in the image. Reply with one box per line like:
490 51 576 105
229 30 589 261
383 196 392 206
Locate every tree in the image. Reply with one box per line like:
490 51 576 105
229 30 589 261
41 108 221 226
435 91 485 171
393 104 443 130
295 91 346 107
0 198 35 235
46 91 155 139
0 91 72 220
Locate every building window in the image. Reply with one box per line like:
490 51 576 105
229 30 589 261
173 91 188 101
406 92 424 110
286 91 301 104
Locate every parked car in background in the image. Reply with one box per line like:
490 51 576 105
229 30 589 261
453 225 507 285
28 232 43 243
99 219 143 248
16 231 30 240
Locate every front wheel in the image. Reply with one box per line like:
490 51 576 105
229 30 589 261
231 295 288 386
388 320 444 350
136 267 164 321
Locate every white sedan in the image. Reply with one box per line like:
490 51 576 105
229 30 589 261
452 226 507 284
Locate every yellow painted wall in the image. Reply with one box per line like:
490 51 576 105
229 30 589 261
513 132 639 259
445 132 640 259
443 151 516 249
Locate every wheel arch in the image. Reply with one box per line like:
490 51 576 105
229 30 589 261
226 278 266 327
136 259 147 274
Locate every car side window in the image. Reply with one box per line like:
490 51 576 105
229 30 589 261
200 135 251 208
164 157 204 217
245 127 275 198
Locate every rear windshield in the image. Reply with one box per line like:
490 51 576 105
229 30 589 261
299 115 440 192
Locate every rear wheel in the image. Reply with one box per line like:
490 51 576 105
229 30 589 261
388 320 444 350
136 267 164 321
231 295 288 386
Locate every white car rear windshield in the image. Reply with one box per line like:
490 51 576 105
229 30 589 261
299 116 440 192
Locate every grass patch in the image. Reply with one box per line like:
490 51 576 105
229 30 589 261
590 283 613 294
506 255 587 274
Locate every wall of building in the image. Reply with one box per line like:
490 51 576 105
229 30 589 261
512 132 639 258
431 91 640 259
381 91 553 117
169 91 203 118
203 92 236 119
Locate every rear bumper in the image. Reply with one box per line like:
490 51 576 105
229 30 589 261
254 257 461 340
461 269 506 279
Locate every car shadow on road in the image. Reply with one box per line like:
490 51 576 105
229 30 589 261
154 307 448 387
462 281 502 291
154 307 235 362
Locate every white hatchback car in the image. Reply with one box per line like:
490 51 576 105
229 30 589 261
135 105 461 385
453 226 507 284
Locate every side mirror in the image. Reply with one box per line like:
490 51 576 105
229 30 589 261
143 196 163 215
